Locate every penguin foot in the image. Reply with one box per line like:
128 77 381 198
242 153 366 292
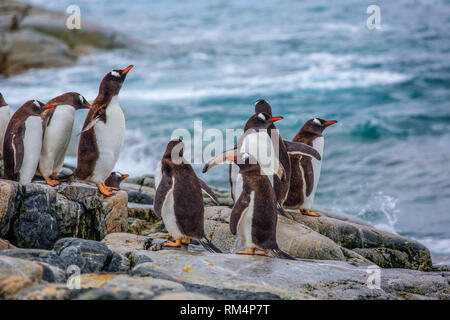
181 238 191 245
302 209 320 217
254 250 269 256
45 177 60 187
237 248 256 255
97 183 113 196
164 239 181 247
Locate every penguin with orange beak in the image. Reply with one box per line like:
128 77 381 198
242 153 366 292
75 65 133 196
284 118 338 216
39 92 91 187
105 172 129 189
3 100 55 185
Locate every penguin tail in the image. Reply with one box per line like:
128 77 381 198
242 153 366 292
270 247 296 260
199 237 222 253
277 203 287 217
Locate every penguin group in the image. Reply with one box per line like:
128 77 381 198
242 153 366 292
0 65 337 260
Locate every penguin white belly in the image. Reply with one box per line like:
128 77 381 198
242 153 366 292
237 192 256 249
90 96 125 183
39 105 75 177
301 137 324 209
161 178 184 239
20 116 43 185
230 163 243 200
0 106 10 151
240 131 277 179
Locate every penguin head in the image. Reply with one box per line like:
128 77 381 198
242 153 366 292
99 65 134 96
254 99 273 117
244 112 283 131
46 92 91 110
164 138 185 163
303 118 338 134
115 172 129 183
23 100 52 115
0 93 7 107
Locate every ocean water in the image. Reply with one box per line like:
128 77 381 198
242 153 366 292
1 0 449 258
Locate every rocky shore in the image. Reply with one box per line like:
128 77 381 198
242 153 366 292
0 169 449 300
0 0 132 77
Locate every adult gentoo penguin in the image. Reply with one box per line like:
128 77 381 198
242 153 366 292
225 101 321 214
284 118 337 216
75 65 133 196
3 100 55 185
0 93 10 153
204 150 294 260
105 172 129 189
39 92 91 186
154 139 221 253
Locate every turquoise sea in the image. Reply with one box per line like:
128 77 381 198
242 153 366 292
1 0 449 260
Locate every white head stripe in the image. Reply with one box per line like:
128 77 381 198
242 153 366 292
313 118 321 125
79 95 83 103
258 113 266 120
242 152 250 160
33 100 40 107
111 71 120 77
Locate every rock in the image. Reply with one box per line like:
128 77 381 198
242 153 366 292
153 292 213 300
101 233 153 257
0 179 21 238
74 273 186 300
204 206 350 262
286 212 432 271
0 180 128 249
0 0 133 76
51 238 130 273
0 238 16 250
15 283 71 300
128 250 449 300
127 203 153 221
127 191 153 205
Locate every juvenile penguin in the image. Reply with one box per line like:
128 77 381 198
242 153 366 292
39 92 91 186
3 100 55 185
154 139 221 253
204 150 294 260
105 172 129 189
284 118 337 216
0 93 10 153
75 65 133 196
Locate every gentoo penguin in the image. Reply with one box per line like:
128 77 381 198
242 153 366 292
75 65 133 196
0 93 10 153
3 100 55 185
284 118 337 216
203 150 294 260
39 92 91 186
105 171 129 189
225 102 321 214
154 139 221 253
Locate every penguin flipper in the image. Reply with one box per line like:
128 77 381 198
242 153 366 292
230 192 251 235
78 106 106 135
197 178 219 205
153 172 173 218
12 131 24 175
284 140 321 160
300 157 314 197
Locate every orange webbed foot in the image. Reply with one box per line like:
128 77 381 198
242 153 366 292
164 239 182 247
97 183 113 196
237 248 256 255
181 238 191 245
45 177 60 187
302 209 320 217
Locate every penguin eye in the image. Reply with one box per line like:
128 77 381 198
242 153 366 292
111 71 120 78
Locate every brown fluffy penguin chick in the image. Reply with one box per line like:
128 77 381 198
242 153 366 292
284 118 337 217
153 139 221 253
204 150 295 260
105 172 129 189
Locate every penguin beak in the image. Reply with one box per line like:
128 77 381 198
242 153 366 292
122 174 129 179
269 116 283 122
43 105 55 109
122 65 134 75
85 104 92 109
324 120 337 126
